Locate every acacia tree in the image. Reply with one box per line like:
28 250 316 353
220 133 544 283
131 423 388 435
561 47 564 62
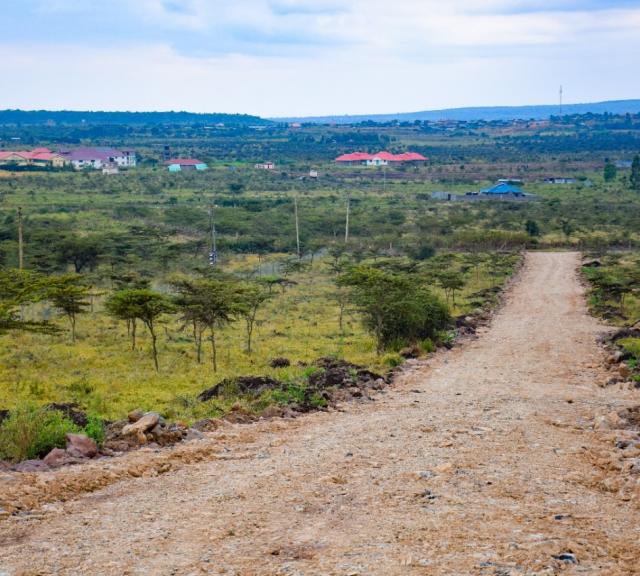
437 271 466 307
339 266 450 354
173 279 239 371
0 269 57 336
47 275 91 342
106 289 175 371
236 284 270 354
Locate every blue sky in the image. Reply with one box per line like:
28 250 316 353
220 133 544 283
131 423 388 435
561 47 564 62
2 0 640 116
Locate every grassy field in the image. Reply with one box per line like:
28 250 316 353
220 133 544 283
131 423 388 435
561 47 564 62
0 252 518 422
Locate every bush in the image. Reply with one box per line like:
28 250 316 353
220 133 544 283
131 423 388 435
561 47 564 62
382 353 403 368
83 413 106 447
0 403 79 462
339 266 450 353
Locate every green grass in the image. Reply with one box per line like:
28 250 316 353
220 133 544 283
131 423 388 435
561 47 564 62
0 253 517 422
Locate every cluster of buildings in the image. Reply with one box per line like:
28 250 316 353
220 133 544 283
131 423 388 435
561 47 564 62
0 148 66 168
0 146 137 172
432 181 537 202
335 151 428 166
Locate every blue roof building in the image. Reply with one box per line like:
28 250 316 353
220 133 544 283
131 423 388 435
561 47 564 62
480 182 525 196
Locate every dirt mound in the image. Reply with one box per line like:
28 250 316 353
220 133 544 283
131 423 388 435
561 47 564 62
309 357 387 391
198 376 283 401
270 357 291 368
45 403 88 428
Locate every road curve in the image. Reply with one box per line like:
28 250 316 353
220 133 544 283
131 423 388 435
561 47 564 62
1 252 639 575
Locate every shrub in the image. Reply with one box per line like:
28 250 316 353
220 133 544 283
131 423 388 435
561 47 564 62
382 353 403 368
83 413 106 447
0 403 79 462
339 266 450 353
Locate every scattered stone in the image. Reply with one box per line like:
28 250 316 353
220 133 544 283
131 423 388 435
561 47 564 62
553 553 578 564
122 413 160 437
43 448 69 468
399 346 420 359
191 418 223 432
418 471 434 479
128 409 145 423
184 428 205 441
619 364 631 379
65 433 98 458
270 357 291 368
12 459 49 473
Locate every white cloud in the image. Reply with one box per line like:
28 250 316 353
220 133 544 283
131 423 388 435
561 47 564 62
2 1 640 115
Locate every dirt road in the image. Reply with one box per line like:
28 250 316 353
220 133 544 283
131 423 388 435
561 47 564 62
1 252 639 575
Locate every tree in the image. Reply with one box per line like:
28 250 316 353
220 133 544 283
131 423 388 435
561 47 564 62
339 266 450 354
437 271 466 306
236 284 270 354
524 219 540 237
603 160 617 182
172 279 238 371
0 269 57 336
630 155 640 192
105 289 175 370
46 275 91 342
56 235 102 273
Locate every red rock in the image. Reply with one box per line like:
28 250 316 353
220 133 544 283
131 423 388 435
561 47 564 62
65 433 98 458
43 448 69 467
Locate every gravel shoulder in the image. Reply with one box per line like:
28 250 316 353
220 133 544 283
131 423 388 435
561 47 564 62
1 251 639 576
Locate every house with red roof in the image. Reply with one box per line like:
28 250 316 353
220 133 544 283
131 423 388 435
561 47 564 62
335 151 427 166
0 148 66 168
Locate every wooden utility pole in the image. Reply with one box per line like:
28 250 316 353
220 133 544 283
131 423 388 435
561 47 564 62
17 207 24 270
208 200 217 266
345 195 350 243
294 195 301 258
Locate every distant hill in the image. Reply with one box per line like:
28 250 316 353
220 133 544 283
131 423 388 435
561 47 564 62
277 99 640 124
0 110 271 126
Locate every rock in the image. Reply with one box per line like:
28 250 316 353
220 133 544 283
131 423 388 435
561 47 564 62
122 412 160 436
399 346 420 359
629 459 640 475
191 418 222 432
13 459 49 472
619 364 632 379
260 405 286 419
270 357 291 368
43 448 69 467
65 433 98 458
553 553 578 564
0 409 10 425
185 428 205 441
128 409 145 423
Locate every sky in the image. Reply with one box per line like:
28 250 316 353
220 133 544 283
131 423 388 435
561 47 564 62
2 0 640 117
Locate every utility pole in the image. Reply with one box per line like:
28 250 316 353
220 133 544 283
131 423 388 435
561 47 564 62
17 206 24 270
294 195 301 259
344 194 350 244
208 200 217 266
559 85 563 117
